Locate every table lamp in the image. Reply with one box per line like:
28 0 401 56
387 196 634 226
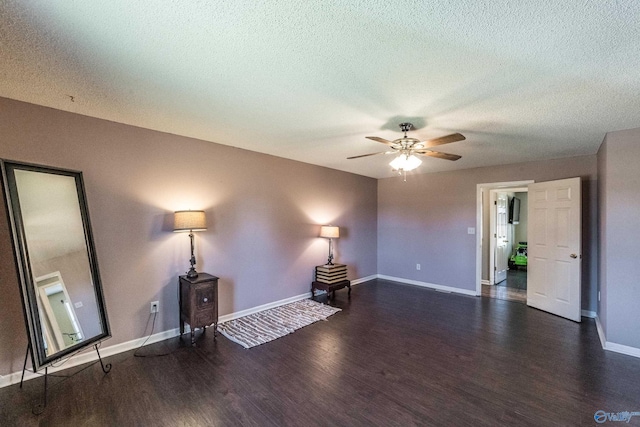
320 225 339 265
174 210 207 278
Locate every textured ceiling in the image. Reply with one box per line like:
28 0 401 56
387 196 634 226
1 1 639 178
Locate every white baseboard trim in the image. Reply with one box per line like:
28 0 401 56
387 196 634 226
605 342 640 358
594 316 640 359
377 275 477 297
218 291 311 323
595 316 607 349
481 280 492 286
0 327 184 389
1 278 373 389
581 310 597 318
351 275 376 285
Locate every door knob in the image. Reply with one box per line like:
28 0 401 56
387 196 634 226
570 254 578 259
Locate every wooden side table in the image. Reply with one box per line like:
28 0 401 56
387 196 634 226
311 279 351 301
311 264 351 302
179 273 219 345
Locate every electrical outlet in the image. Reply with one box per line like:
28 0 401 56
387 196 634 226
416 263 421 270
150 301 159 313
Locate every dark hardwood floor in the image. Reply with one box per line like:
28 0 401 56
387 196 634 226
482 269 527 303
502 268 527 290
2 279 639 426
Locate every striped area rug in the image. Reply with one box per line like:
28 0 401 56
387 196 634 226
217 299 341 349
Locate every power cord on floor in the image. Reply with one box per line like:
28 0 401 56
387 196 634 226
134 284 194 357
133 311 182 358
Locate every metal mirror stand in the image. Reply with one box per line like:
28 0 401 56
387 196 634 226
1 160 112 413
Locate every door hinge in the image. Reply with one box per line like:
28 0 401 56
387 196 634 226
494 201 497 205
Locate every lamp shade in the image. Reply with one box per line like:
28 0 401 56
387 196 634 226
390 154 422 171
320 225 339 239
173 210 207 232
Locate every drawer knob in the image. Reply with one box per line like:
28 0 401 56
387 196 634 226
203 297 208 302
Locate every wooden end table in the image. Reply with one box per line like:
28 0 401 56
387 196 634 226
311 279 351 301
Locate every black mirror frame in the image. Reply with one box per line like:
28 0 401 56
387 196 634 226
1 159 111 371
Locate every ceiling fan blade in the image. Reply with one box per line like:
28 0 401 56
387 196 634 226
365 136 395 146
414 150 462 161
421 133 466 148
347 151 389 159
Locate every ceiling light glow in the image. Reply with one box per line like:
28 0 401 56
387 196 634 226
389 154 422 171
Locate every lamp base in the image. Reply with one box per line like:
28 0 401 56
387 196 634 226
187 232 199 278
326 253 334 265
187 267 199 279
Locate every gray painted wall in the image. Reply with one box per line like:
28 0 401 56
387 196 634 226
598 128 640 349
378 155 598 311
0 97 378 375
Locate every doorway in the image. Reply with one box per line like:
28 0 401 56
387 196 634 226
487 189 529 303
475 180 533 303
476 178 583 321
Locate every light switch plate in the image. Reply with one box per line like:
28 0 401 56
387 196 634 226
468 227 475 234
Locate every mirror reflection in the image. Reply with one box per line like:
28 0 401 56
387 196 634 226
3 161 110 370
36 272 85 355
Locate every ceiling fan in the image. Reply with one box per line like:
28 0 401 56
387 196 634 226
348 123 465 172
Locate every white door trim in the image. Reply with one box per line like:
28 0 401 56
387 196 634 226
476 180 535 296
489 190 496 285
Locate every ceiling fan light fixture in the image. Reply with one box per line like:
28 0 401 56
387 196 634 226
390 154 422 171
350 123 464 179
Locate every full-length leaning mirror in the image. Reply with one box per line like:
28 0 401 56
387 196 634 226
1 160 110 371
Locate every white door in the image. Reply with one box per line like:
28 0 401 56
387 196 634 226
494 193 509 283
527 177 581 322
